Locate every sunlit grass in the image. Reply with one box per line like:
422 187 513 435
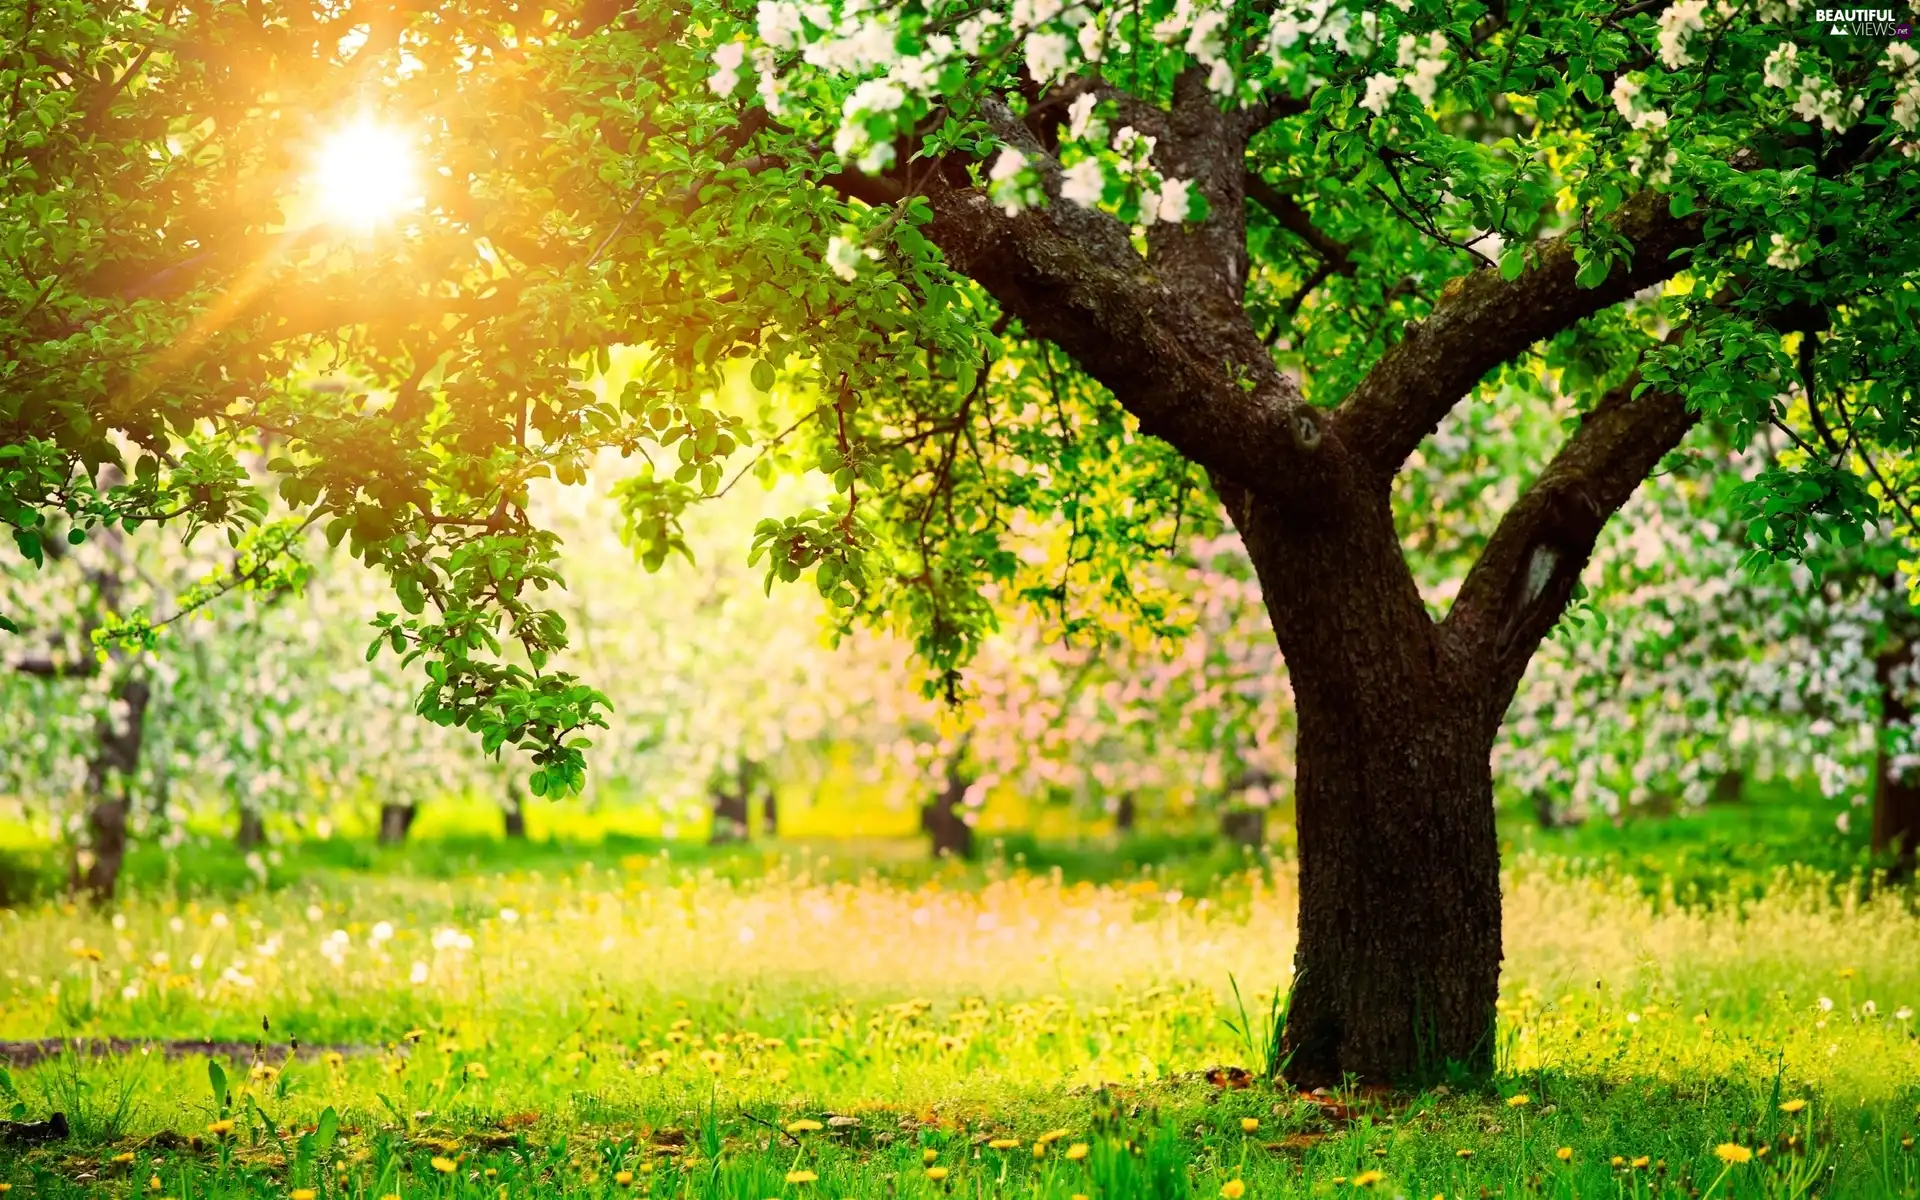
1 853 1918 1196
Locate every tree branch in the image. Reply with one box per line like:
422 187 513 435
1244 172 1355 276
1334 188 1704 477
915 95 1328 498
1440 359 1697 718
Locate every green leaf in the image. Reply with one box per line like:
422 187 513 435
750 359 777 392
209 1060 228 1115
1499 248 1525 281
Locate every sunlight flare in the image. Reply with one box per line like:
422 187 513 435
312 117 419 229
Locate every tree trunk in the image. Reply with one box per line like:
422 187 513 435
378 803 417 845
921 762 974 859
1710 769 1745 805
1112 792 1136 833
1234 485 1505 1088
1874 644 1920 874
710 760 752 844
1219 808 1265 847
236 807 265 849
502 782 527 839
761 784 778 839
70 676 151 902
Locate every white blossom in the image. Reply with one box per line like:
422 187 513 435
757 0 804 49
1656 0 1709 69
1061 157 1106 207
957 10 1003 54
988 147 1032 216
1361 72 1400 114
710 40 746 96
1157 176 1194 223
1764 42 1800 88
1067 91 1101 141
1025 30 1073 83
825 234 863 281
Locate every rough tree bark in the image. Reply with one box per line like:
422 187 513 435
761 784 778 839
831 68 1707 1082
921 760 974 859
1874 643 1920 875
378 803 417 845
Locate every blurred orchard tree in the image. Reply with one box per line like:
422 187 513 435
5 0 1920 1082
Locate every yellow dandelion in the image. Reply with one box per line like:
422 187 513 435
149 1178 163 1192
1455 1149 1473 1159
1714 1144 1752 1165
925 1167 949 1181
1610 1156 1626 1168
1779 1099 1808 1114
1065 1143 1089 1161
292 1191 318 1200
466 1063 489 1080
1038 1129 1071 1144
1240 1117 1260 1133
1631 1156 1650 1169
113 1152 137 1165
0 1186 13 1195
1352 1169 1384 1187
785 1170 817 1184
989 1139 1020 1150
1220 1180 1246 1199
1033 1143 1047 1160
431 1157 458 1174
1507 1094 1531 1108
484 1169 497 1179
1556 1147 1573 1162
786 1120 823 1134
923 1149 938 1164
614 1170 634 1186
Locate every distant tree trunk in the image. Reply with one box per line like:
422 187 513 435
1874 644 1920 874
236 807 265 849
1710 769 1745 805
709 760 752 844
502 782 527 839
71 676 151 902
378 803 417 845
1220 807 1265 846
1531 790 1582 828
761 783 778 838
921 761 974 859
1113 792 1136 833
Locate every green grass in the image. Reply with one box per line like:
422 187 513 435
0 798 1915 1198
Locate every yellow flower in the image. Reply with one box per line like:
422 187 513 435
1455 1149 1473 1159
113 1152 137 1165
466 1063 489 1080
1507 1094 1531 1108
614 1170 634 1186
786 1120 823 1134
785 1170 817 1184
1352 1170 1384 1188
485 1169 498 1179
1779 1099 1808 1114
1038 1129 1071 1144
923 1149 938 1164
1240 1117 1260 1133
149 1178 164 1192
925 1167 949 1181
1220 1181 1246 1200
1714 1144 1752 1165
431 1157 458 1174
1032 1143 1047 1160
292 1191 317 1200
1610 1156 1626 1168
0 1185 12 1195
1556 1147 1573 1162
989 1139 1020 1150
1064 1143 1089 1161
1631 1156 1650 1169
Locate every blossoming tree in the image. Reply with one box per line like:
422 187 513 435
8 0 1920 1081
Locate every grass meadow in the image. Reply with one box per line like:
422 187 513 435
1 811 1918 1199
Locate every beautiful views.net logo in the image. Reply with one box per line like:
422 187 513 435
1812 8 1914 35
